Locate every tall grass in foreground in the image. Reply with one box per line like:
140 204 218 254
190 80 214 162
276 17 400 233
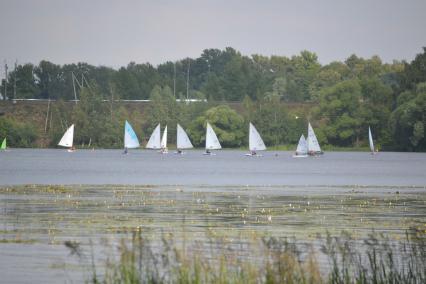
66 228 425 284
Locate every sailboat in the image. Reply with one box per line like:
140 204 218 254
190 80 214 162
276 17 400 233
146 123 161 150
246 122 266 156
123 120 140 154
1 138 6 151
58 124 75 152
293 134 308 158
368 126 377 155
160 125 168 154
204 122 222 155
307 122 323 156
176 123 193 154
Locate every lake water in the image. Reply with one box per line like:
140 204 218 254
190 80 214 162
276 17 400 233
0 149 425 283
1 149 426 186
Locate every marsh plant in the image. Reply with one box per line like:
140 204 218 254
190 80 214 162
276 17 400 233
66 228 425 284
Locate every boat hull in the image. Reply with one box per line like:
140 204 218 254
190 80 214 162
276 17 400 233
308 151 323 156
245 153 263 157
293 154 308 158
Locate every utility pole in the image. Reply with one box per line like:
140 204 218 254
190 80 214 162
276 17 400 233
71 71 83 104
72 71 78 104
186 59 190 101
71 71 91 104
173 62 176 98
44 99 51 133
4 62 8 100
82 73 91 90
13 60 17 101
109 84 114 121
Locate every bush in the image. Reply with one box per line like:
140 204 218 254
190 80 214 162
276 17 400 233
0 117 38 147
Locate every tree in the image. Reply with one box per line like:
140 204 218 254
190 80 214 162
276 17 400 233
358 77 393 147
0 117 38 147
269 77 299 102
33 60 64 99
290 50 321 101
309 68 342 101
188 105 245 147
316 80 362 146
399 47 426 91
144 85 180 144
250 97 292 146
221 55 248 101
201 73 225 101
72 84 121 148
389 82 426 151
4 63 38 99
113 67 140 100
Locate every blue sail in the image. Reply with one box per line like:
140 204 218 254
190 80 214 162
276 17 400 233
124 121 140 148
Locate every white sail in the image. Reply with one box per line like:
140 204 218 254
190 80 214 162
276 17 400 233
124 121 140 148
205 122 222 150
161 125 168 149
146 124 161 149
58 124 74 148
249 122 266 151
177 124 193 149
295 134 308 155
307 122 321 153
368 126 375 153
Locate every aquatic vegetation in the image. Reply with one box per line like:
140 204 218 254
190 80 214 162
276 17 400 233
1 184 425 283
321 228 426 284
0 184 78 195
66 228 425 284
0 238 36 244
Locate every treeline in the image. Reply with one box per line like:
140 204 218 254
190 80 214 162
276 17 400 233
1 47 426 151
39 86 307 150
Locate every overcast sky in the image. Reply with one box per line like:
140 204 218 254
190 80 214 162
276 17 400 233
1 0 425 76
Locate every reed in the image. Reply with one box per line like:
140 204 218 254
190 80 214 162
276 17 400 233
66 228 425 284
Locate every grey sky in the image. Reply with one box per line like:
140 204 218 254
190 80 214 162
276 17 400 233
1 0 425 76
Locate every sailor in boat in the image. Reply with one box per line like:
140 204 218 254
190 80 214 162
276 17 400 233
308 150 324 156
205 149 211 155
177 149 183 154
251 150 257 156
123 147 128 154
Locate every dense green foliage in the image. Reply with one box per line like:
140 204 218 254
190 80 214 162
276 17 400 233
188 105 245 148
389 82 426 151
0 117 38 147
1 47 426 151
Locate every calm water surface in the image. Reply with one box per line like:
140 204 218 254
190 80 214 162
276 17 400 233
0 149 425 283
1 149 426 186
